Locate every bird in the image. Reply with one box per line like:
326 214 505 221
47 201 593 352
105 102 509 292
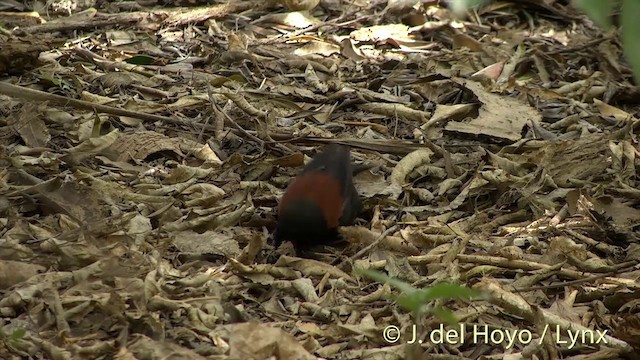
273 144 362 251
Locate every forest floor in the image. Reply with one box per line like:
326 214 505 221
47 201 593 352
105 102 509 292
1 0 640 359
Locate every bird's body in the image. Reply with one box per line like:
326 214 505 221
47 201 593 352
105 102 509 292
274 144 361 250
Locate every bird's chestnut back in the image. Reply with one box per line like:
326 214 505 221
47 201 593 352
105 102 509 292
278 172 344 228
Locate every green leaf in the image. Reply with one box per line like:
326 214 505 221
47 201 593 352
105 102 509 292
10 328 25 340
358 269 485 314
576 0 613 29
395 293 425 313
430 306 458 324
622 0 640 83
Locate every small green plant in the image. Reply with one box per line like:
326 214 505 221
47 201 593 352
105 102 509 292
358 269 483 323
0 326 27 354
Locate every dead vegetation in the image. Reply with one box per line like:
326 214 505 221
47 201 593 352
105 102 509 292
1 0 640 359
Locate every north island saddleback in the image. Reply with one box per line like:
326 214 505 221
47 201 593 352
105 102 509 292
273 144 362 252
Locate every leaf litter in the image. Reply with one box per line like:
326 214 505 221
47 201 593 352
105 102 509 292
1 0 640 359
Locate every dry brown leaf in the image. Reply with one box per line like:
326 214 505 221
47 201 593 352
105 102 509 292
108 131 183 162
230 323 316 360
351 24 413 43
593 196 640 229
276 255 353 279
0 260 45 289
594 98 634 121
172 230 241 258
294 40 341 57
8 103 50 147
445 79 538 142
389 149 433 186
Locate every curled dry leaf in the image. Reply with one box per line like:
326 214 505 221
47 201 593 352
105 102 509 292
389 149 433 186
107 131 182 163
